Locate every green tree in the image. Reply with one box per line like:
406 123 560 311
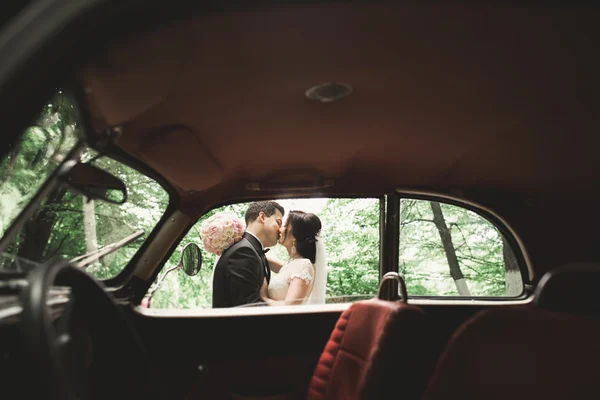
399 199 515 296
0 90 170 280
321 198 380 301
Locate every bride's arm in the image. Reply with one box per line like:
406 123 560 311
263 278 311 306
266 253 284 273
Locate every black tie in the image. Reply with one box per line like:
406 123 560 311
261 248 271 283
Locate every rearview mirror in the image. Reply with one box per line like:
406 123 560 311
59 162 127 204
180 243 202 276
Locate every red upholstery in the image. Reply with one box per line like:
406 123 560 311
306 298 436 400
422 306 600 400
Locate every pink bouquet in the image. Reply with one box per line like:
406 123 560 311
200 212 245 255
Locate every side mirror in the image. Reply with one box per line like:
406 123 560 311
141 243 203 308
180 243 202 276
59 162 127 204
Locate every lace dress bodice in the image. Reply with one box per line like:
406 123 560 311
268 258 315 303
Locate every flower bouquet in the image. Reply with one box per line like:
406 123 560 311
199 212 245 255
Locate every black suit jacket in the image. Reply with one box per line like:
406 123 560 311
212 232 269 308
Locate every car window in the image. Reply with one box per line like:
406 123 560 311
146 196 525 309
148 198 380 309
0 91 169 280
399 199 523 297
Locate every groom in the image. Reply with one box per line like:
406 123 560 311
212 201 284 308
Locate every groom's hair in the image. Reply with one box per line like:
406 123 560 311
245 201 285 225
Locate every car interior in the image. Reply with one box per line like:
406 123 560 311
1 1 600 399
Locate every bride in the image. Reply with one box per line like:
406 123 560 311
261 210 328 305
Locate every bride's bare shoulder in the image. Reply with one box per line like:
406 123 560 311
288 258 313 268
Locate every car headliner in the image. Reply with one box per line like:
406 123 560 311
80 3 600 201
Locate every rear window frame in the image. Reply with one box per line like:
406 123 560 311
394 189 532 301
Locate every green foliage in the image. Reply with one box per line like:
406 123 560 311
0 91 79 237
87 154 169 279
321 198 380 300
0 90 169 279
399 199 515 296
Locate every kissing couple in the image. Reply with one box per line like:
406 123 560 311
212 201 327 308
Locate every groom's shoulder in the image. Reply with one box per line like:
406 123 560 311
220 237 254 260
231 236 253 251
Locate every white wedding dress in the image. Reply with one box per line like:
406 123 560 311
268 258 315 304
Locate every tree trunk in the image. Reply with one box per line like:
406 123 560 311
83 198 98 253
502 235 521 296
16 187 67 262
82 197 102 270
430 201 471 295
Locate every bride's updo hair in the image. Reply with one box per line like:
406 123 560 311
286 210 322 264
